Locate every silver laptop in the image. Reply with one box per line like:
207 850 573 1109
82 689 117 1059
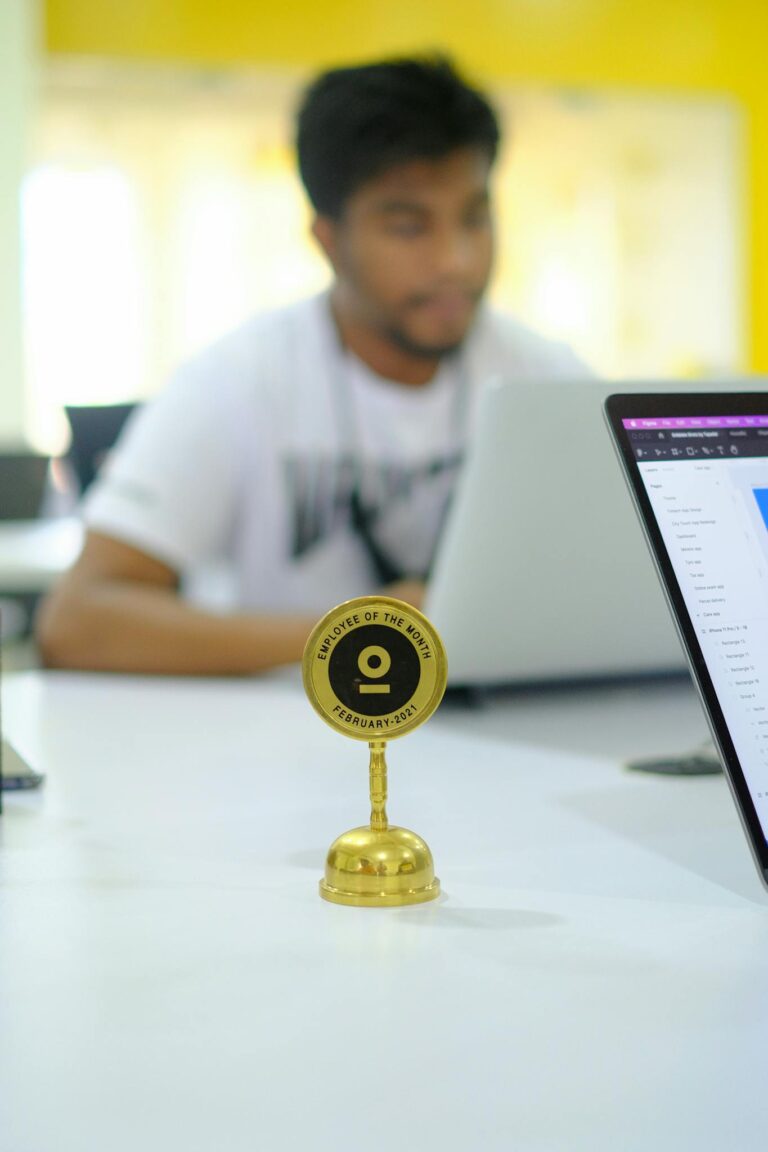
0 739 45 791
425 375 767 686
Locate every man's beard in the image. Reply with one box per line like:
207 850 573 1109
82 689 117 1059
381 323 466 360
375 289 485 361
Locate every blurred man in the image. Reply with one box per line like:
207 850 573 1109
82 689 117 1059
38 56 586 674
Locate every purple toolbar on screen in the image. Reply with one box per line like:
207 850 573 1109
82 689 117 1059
622 415 768 429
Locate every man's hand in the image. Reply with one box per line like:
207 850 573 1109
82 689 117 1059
379 579 426 610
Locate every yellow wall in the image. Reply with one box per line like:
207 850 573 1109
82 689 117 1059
45 0 768 370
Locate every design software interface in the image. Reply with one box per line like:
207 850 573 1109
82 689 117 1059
625 414 768 837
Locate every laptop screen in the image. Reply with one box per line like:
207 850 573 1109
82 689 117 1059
623 412 768 842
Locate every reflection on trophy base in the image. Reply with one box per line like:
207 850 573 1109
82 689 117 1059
319 825 441 907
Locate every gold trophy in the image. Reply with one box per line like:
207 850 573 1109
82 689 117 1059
303 596 447 907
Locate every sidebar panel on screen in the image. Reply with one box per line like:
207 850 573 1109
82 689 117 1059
624 415 768 840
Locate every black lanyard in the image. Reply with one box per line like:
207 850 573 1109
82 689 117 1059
330 335 469 584
349 487 406 584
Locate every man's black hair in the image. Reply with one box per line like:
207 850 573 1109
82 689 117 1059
296 55 500 219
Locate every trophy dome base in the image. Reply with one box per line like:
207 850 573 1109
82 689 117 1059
319 825 440 907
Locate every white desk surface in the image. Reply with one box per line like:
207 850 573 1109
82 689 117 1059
1 670 766 1152
0 517 83 593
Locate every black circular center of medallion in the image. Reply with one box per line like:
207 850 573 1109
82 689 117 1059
328 623 422 715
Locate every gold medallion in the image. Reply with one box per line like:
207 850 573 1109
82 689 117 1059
303 596 447 907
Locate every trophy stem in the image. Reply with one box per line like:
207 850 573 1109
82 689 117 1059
368 740 388 831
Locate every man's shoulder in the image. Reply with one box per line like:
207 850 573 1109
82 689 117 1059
471 306 592 378
178 292 330 385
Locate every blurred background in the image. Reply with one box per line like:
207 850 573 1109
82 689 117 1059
1 0 768 657
3 0 768 454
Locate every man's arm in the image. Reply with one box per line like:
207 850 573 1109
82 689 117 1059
36 532 426 676
36 531 320 675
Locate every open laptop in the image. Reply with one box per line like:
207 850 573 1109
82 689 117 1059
0 739 45 792
605 392 768 892
425 375 766 686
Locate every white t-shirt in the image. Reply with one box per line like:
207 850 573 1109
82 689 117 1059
84 292 587 613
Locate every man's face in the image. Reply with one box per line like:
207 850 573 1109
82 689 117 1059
317 147 495 358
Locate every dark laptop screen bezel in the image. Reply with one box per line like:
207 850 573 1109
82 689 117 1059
605 391 768 885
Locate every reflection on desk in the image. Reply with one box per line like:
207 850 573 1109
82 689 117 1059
0 670 766 1152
